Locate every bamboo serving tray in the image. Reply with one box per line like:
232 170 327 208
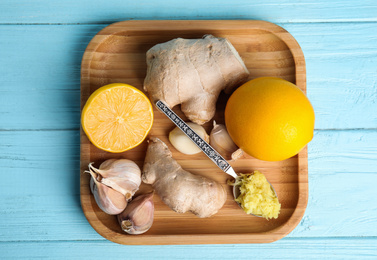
80 20 308 245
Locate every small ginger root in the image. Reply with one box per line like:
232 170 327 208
142 137 227 218
144 35 249 125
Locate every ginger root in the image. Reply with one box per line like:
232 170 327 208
142 137 227 218
144 34 249 125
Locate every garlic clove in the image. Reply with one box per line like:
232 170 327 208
117 192 154 235
89 159 141 200
89 173 128 215
231 148 244 161
169 122 209 155
209 121 239 160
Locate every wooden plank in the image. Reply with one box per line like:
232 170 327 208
0 0 376 24
282 22 377 130
293 130 377 237
0 22 376 130
0 129 376 242
0 238 376 259
0 0 375 257
0 25 104 130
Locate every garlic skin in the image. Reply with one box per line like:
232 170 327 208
89 159 141 200
209 121 239 160
231 148 244 161
117 192 154 235
89 172 128 215
169 122 209 155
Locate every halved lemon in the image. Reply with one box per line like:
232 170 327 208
81 83 154 153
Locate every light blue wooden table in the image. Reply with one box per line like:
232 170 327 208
1 1 377 258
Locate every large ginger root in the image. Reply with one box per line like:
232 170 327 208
142 137 227 218
144 35 249 125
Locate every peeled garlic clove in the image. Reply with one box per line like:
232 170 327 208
209 121 239 160
89 173 127 215
117 192 154 235
169 122 209 155
89 159 141 200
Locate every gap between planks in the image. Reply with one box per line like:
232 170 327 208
1 20 377 26
2 236 377 244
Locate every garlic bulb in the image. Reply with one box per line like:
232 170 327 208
169 122 209 155
209 121 239 160
86 159 142 215
117 192 154 235
89 175 127 215
89 159 141 200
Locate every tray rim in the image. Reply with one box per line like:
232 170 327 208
80 19 308 245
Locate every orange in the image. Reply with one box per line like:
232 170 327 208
225 77 315 161
81 83 153 153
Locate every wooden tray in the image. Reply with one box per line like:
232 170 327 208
80 20 308 245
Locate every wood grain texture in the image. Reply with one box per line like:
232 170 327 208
282 22 377 130
0 0 376 24
1 130 376 242
1 0 377 257
79 20 307 245
1 22 376 130
1 238 376 259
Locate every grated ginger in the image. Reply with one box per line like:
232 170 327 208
234 171 281 220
